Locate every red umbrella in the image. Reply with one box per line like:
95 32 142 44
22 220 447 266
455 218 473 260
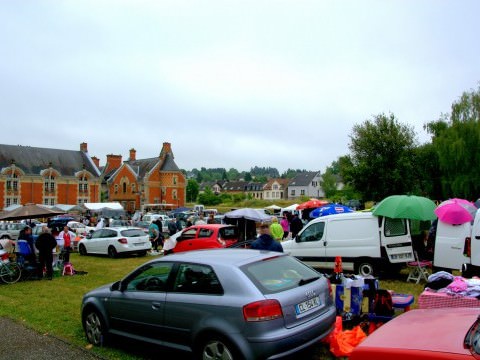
296 199 329 210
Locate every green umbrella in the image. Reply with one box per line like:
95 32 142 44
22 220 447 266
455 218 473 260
372 195 437 221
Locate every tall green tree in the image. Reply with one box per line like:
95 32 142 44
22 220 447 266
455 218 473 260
426 86 480 199
186 179 199 203
347 113 417 201
320 167 337 199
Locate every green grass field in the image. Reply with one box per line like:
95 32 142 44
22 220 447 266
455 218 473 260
0 253 427 359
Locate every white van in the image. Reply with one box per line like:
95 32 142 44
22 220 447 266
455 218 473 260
281 212 414 276
433 209 480 276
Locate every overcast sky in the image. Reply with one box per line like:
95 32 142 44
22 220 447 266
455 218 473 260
1 1 479 174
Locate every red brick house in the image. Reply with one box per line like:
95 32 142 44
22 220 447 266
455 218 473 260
103 142 186 213
0 142 101 209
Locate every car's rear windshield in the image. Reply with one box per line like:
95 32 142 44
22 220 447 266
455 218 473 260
241 255 321 294
219 227 238 239
120 229 146 237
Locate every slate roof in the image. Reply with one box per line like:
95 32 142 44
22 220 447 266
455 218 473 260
288 171 319 187
0 144 100 177
223 181 249 191
159 153 180 172
263 178 290 190
125 157 159 178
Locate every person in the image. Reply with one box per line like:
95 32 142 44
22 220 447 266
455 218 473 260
95 218 105 229
154 219 165 248
195 215 206 225
290 213 303 239
186 216 194 227
162 234 176 255
16 226 36 264
57 225 75 263
168 218 178 236
207 214 215 224
280 213 290 240
251 223 283 252
35 226 57 280
269 217 284 241
148 221 160 252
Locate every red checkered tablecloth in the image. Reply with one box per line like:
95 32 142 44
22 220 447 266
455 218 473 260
418 290 480 309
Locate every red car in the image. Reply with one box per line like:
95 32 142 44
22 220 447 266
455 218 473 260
350 307 480 360
173 224 238 253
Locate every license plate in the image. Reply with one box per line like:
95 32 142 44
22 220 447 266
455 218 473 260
295 296 320 315
134 242 145 246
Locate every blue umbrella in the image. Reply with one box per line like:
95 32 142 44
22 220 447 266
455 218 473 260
309 204 353 218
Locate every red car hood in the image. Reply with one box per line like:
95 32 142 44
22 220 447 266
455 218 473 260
354 308 479 357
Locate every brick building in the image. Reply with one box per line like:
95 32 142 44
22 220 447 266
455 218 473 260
0 143 101 209
102 142 186 213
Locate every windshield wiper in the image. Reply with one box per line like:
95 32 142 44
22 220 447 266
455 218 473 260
298 276 319 286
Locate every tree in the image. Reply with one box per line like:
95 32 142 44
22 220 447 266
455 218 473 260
227 168 240 181
347 113 417 201
197 187 222 206
186 179 199 203
426 86 480 199
244 172 252 181
321 167 338 199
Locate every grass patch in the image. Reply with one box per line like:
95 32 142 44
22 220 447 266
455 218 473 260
0 254 428 359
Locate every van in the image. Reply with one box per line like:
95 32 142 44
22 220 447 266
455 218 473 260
281 212 414 276
433 209 480 276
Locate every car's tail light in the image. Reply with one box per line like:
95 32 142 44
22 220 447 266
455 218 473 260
243 300 283 322
326 278 333 296
464 237 471 257
118 238 128 244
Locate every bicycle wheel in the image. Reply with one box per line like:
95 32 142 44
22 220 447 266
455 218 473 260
0 262 21 284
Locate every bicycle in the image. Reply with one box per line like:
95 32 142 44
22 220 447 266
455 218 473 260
0 259 21 284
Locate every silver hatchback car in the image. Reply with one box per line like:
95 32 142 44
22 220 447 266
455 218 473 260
81 249 336 359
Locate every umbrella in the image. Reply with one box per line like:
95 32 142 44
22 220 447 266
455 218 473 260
0 203 65 221
224 208 271 222
224 208 272 241
434 198 478 225
309 204 353 218
296 199 329 210
372 195 437 221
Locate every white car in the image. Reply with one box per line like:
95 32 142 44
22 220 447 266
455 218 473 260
78 227 151 258
67 221 95 235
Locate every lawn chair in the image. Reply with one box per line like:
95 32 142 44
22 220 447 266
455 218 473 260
406 251 431 284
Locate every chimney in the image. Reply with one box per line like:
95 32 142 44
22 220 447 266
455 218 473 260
91 156 100 168
80 142 88 152
105 154 123 173
129 148 136 161
159 142 173 160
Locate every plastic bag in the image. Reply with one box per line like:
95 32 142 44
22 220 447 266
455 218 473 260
329 325 367 357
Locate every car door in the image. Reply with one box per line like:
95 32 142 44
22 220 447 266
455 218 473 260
285 221 327 268
107 261 174 341
87 229 105 253
175 227 199 252
163 263 223 347
101 228 119 254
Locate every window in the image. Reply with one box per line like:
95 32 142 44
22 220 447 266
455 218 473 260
300 189 305 195
198 228 213 238
384 218 407 237
125 262 174 292
298 222 325 243
114 184 119 194
131 184 136 193
172 189 177 200
242 256 321 295
123 182 127 193
173 264 223 295
273 184 278 190
291 190 295 196
173 176 177 185
44 175 55 192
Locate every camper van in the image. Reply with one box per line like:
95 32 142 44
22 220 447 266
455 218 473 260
433 209 480 276
281 212 414 276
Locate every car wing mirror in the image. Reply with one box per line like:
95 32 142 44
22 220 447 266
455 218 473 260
110 280 123 292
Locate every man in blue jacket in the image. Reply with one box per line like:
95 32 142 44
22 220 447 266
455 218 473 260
251 223 283 252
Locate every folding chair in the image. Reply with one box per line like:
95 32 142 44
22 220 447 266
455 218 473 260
406 251 431 283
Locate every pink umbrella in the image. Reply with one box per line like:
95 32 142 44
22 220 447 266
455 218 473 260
434 198 478 224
